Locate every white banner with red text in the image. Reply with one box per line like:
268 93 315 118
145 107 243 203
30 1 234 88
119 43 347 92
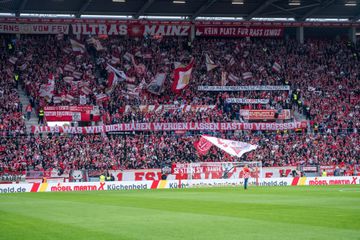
31 121 308 134
1 176 359 193
44 106 100 122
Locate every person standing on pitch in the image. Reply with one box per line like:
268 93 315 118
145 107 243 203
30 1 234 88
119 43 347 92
243 165 251 190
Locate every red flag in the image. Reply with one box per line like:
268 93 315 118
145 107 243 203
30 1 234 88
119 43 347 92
171 58 195 94
194 136 213 156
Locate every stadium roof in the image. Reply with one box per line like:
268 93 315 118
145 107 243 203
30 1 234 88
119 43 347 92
0 0 359 21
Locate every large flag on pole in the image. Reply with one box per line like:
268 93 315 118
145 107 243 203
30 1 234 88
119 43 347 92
147 73 166 95
205 54 218 71
39 74 55 101
171 58 195 94
86 37 104 51
106 72 119 94
106 64 127 80
106 64 127 94
196 135 257 158
70 39 86 54
194 136 213 155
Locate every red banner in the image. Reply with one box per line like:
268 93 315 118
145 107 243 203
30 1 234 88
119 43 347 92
71 23 191 36
196 26 283 37
240 109 291 120
44 106 100 122
0 21 190 36
1 19 358 36
31 121 307 134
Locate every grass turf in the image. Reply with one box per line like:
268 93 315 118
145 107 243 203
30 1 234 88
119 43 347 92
0 185 359 240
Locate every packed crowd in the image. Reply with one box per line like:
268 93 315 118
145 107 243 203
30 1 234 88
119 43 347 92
0 38 26 136
1 35 359 130
98 37 295 122
0 132 358 173
0 34 359 173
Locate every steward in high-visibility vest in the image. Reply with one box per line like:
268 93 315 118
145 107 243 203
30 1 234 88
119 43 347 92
314 123 318 132
38 109 44 124
7 43 13 50
106 175 111 181
99 175 105 182
322 170 327 177
14 73 19 87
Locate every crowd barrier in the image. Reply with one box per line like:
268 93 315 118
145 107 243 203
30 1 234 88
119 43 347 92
0 176 359 194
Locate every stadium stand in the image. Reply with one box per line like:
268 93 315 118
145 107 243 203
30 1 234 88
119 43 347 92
0 31 359 174
0 36 26 136
0 132 359 174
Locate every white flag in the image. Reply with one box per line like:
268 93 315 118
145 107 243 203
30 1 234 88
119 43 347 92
242 72 253 80
228 73 240 83
205 54 218 71
70 39 86 54
39 74 55 101
147 73 166 95
79 95 87 105
202 135 257 158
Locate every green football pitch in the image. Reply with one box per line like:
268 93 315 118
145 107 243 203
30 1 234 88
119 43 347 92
0 185 359 240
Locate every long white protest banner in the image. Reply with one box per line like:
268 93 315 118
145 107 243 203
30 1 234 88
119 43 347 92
198 85 290 91
31 121 307 134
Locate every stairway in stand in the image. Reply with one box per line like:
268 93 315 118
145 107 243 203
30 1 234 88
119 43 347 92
17 87 37 133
